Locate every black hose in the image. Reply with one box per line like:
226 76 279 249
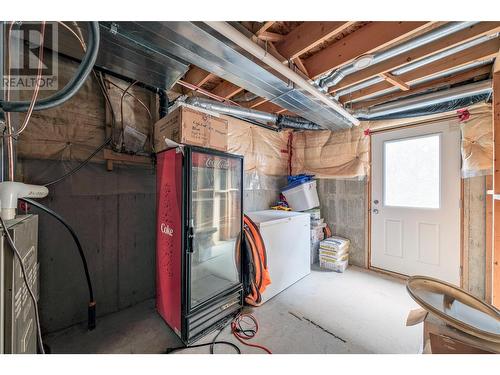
43 137 112 187
0 22 100 112
19 197 96 330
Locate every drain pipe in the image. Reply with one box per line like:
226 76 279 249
185 97 322 130
204 22 359 127
319 21 477 90
353 80 492 119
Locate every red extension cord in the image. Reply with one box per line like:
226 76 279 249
231 313 272 354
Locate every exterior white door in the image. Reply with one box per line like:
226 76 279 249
370 121 461 285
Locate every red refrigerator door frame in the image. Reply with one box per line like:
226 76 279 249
156 148 183 335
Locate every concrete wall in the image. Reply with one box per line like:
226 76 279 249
18 159 282 333
19 159 156 333
317 176 488 299
243 172 285 212
316 179 368 267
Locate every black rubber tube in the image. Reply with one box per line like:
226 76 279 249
0 22 100 112
20 197 96 330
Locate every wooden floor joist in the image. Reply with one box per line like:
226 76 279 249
340 38 500 103
330 22 500 93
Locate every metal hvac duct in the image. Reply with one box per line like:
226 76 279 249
349 59 494 104
320 21 477 90
186 97 278 123
93 22 355 130
353 80 492 119
185 97 322 130
333 30 497 99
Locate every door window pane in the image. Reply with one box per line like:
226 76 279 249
384 134 440 209
190 152 241 307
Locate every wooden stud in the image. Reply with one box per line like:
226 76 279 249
303 21 432 79
330 22 500 93
493 64 500 308
103 149 151 166
379 72 410 91
275 21 355 60
485 175 493 304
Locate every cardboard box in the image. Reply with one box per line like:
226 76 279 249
406 309 500 354
154 105 228 153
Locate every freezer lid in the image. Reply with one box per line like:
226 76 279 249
246 210 310 227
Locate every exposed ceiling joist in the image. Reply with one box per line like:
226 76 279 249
242 96 270 109
340 38 500 103
293 57 309 76
183 66 213 86
350 64 492 110
257 31 285 42
254 101 287 114
255 21 276 36
211 80 245 99
275 21 355 60
304 21 433 78
379 72 410 91
330 22 500 93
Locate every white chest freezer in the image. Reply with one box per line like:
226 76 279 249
246 210 310 303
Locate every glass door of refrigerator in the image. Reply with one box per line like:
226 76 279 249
189 151 242 308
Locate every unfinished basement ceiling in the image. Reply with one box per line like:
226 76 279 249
177 21 498 123
52 21 500 129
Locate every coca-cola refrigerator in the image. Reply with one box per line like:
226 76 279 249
156 146 243 344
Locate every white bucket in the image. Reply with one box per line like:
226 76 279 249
282 180 320 211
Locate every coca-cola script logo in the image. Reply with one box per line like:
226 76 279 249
205 158 229 169
160 223 174 237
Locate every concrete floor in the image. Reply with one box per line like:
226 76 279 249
44 265 422 354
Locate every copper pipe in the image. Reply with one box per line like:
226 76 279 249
176 79 240 107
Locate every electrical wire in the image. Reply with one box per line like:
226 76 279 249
42 137 112 187
165 341 241 354
176 79 240 106
4 21 46 139
104 79 152 119
210 317 234 354
165 313 271 354
4 21 46 181
0 215 45 354
57 21 119 150
19 197 96 330
231 313 272 354
165 317 240 354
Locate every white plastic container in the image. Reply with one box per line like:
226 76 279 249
282 180 320 211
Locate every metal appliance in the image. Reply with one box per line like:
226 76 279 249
0 215 39 354
156 146 243 344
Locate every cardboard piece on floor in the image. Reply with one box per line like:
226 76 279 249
429 333 494 354
406 308 428 326
422 314 500 354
